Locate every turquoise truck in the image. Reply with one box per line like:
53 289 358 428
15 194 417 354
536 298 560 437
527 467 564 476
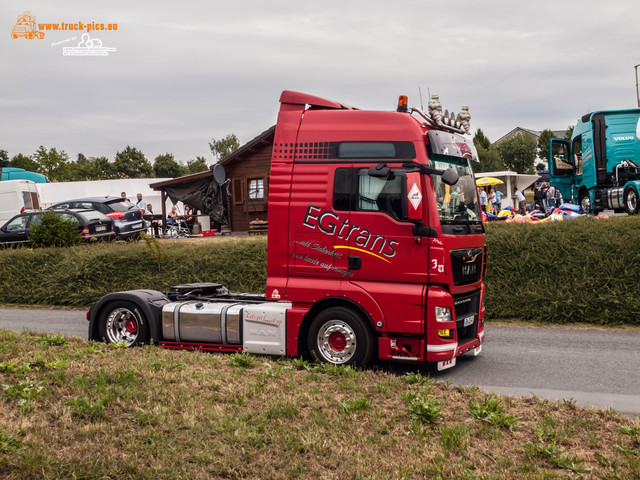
549 109 640 214
0 167 48 183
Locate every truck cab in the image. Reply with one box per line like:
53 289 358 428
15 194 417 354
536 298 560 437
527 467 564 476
265 91 485 369
549 109 640 214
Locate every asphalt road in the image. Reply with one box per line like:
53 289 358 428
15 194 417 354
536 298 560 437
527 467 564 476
1 307 639 416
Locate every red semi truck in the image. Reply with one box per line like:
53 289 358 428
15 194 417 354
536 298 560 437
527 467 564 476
88 91 486 370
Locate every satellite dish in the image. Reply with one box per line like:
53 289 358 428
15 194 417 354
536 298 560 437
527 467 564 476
212 163 226 184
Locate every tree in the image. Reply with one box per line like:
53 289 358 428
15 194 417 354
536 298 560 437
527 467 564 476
93 157 117 179
9 153 39 172
153 153 185 178
473 130 504 173
32 146 70 181
185 156 208 175
113 146 154 178
0 149 9 168
209 134 240 161
496 132 537 173
564 125 574 141
536 129 556 166
473 129 492 150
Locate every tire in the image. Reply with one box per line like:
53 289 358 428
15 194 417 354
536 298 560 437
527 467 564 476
579 191 591 214
624 186 639 215
98 300 149 346
307 307 375 367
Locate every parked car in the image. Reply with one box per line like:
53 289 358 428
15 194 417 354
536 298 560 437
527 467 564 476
0 209 116 247
49 197 145 239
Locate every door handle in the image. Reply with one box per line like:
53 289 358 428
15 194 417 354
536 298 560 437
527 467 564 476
348 256 361 270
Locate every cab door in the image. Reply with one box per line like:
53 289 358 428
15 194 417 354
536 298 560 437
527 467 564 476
344 166 429 334
549 139 574 202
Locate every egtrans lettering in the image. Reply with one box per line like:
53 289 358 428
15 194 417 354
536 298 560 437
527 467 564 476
302 204 398 259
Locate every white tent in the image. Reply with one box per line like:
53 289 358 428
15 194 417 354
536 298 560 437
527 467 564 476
37 178 173 210
475 171 540 208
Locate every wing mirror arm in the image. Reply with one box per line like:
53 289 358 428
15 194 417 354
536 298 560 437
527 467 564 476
402 163 459 186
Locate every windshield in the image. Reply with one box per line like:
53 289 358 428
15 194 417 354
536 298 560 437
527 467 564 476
430 156 480 223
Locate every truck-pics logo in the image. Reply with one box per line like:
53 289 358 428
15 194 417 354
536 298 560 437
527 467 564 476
11 12 44 39
302 204 398 261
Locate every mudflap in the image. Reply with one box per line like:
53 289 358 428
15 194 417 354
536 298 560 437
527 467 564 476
437 358 456 371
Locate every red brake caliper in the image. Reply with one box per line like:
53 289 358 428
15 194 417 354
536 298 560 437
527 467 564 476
328 332 346 351
125 318 138 335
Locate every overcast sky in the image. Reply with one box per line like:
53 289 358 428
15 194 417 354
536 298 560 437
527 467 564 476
2 0 639 166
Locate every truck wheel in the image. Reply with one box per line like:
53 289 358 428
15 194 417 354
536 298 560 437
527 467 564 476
579 191 591 213
98 301 149 346
307 307 375 367
624 186 639 215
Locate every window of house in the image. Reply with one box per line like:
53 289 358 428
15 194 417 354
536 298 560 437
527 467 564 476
248 178 264 200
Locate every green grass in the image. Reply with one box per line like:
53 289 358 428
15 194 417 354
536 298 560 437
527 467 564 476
1 330 639 479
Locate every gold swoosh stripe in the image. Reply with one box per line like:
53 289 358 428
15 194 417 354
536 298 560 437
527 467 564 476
333 245 391 264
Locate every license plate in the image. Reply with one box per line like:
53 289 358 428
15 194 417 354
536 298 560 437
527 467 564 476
463 315 475 327
131 222 142 229
95 225 106 232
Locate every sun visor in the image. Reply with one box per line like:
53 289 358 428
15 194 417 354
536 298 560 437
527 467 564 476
428 130 479 162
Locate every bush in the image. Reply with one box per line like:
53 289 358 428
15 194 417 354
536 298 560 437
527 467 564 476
28 211 82 248
2 217 640 326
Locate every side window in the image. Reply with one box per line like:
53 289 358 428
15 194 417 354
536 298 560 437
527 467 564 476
333 168 405 220
573 136 583 176
29 214 42 226
56 202 70 209
5 216 28 231
22 192 33 209
551 142 572 175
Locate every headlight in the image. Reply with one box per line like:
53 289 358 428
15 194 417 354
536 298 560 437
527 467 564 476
435 306 452 322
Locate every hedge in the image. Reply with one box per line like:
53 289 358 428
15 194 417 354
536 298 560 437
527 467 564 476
1 216 639 326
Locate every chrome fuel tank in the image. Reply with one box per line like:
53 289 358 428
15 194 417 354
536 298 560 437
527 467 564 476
162 301 244 344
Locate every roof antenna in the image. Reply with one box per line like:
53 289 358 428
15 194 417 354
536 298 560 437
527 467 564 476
418 86 424 110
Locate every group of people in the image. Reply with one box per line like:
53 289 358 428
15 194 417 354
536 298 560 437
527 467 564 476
477 186 505 215
478 185 530 215
535 182 563 212
121 191 197 237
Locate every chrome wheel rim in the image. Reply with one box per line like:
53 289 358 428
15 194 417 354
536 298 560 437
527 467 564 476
105 307 139 345
580 195 590 213
316 320 356 364
627 190 637 212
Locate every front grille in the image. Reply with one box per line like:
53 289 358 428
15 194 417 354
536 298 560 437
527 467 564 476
453 291 480 345
450 248 483 286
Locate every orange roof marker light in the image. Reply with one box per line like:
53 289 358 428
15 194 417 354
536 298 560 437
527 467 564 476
397 95 408 113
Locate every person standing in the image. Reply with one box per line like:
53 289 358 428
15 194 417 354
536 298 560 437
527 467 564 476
478 187 488 213
488 187 496 214
547 184 557 210
514 187 526 215
135 193 147 213
494 189 504 213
